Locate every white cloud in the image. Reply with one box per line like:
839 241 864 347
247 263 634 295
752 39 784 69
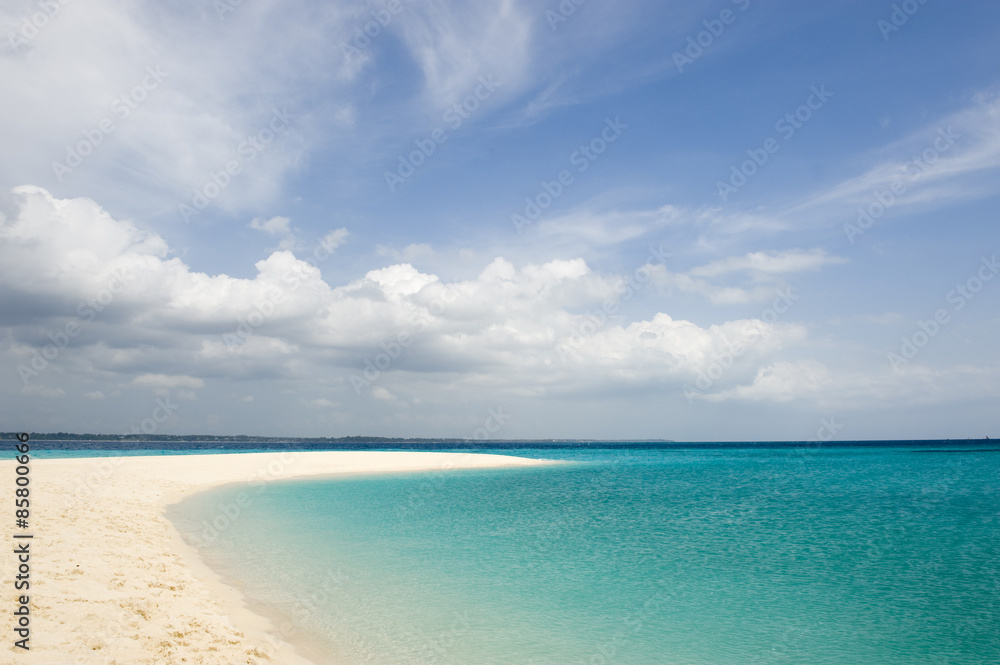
303 398 338 409
319 228 349 253
395 0 532 111
649 267 776 305
702 360 829 403
0 187 817 408
787 92 1000 223
21 384 65 398
249 216 292 235
133 374 205 389
0 1 360 217
371 386 396 401
689 249 848 279
533 204 790 248
4 186 998 436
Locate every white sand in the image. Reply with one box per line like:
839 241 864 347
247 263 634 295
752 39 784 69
1 450 552 664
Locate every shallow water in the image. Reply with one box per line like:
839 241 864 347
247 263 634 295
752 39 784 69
168 445 1000 665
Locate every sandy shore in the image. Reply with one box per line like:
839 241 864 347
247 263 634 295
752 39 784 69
1 450 551 664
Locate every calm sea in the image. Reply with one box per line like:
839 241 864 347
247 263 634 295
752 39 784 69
162 444 999 665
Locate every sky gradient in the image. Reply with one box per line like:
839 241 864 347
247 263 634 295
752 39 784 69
2 0 998 440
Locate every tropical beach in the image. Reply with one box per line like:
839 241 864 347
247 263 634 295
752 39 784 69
3 1 1000 663
6 442 997 665
0 451 550 664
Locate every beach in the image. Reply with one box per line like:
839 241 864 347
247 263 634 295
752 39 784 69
1 450 550 664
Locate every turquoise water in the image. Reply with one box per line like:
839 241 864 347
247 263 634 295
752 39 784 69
168 446 1000 665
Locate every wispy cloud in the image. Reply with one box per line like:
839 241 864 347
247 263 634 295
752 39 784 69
396 0 532 111
689 248 847 279
785 93 1000 224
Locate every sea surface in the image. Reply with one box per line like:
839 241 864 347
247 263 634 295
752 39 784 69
158 443 1000 665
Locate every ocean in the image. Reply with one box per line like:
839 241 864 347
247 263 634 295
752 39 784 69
163 443 999 665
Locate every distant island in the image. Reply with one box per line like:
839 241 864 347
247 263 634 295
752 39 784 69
0 432 672 443
1 433 995 450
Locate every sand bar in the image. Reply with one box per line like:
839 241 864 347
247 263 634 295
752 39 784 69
1 450 553 664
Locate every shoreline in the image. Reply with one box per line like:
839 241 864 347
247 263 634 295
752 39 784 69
1 450 555 663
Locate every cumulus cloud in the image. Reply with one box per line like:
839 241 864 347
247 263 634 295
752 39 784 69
319 228 349 253
133 374 205 389
249 216 292 235
371 386 397 401
701 360 829 403
0 187 817 413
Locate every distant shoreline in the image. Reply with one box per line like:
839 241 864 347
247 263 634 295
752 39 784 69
2 432 677 443
1 434 993 450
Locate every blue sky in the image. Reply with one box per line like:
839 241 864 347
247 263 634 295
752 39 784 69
1 0 998 440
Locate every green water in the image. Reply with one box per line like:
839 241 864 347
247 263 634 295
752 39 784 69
168 446 1000 664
